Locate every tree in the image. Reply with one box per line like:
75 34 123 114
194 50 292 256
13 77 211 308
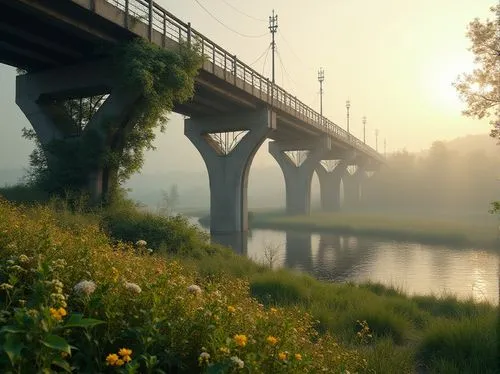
454 5 500 138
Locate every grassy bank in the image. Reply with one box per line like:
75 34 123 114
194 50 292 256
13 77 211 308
240 211 500 250
0 197 498 373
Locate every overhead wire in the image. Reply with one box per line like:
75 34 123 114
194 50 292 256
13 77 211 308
193 0 268 38
278 30 316 72
218 0 267 22
276 49 300 90
249 45 271 66
261 45 271 76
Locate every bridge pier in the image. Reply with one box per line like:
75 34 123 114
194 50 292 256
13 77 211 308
316 161 346 212
269 139 329 216
185 109 275 247
15 60 141 201
343 167 367 208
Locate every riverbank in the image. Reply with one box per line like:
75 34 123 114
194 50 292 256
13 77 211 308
200 211 500 250
1 197 498 373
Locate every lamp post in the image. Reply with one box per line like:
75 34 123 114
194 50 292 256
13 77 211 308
318 68 324 124
375 129 379 152
384 138 387 157
346 100 351 135
362 116 366 143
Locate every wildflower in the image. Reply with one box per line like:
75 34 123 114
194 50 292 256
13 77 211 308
49 307 66 321
227 305 236 313
106 354 119 366
219 347 230 354
0 283 13 291
124 282 142 294
266 336 279 346
198 352 210 365
136 240 147 247
73 280 97 296
122 355 132 363
270 307 278 313
115 359 124 366
233 334 248 347
294 353 302 361
118 348 132 357
187 284 202 296
111 267 119 282
278 352 287 361
18 255 29 263
231 356 245 369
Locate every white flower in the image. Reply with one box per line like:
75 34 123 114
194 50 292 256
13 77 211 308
136 240 147 247
0 283 13 291
73 280 97 296
147 248 154 254
231 356 244 369
18 255 29 263
124 282 142 294
199 352 210 362
187 284 202 296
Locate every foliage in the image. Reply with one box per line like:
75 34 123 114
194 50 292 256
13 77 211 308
454 5 500 139
23 38 203 202
0 199 370 373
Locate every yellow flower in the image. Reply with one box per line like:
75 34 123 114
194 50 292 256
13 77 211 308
57 307 67 317
227 305 236 313
270 307 278 314
118 348 132 357
266 336 279 346
234 334 248 347
278 352 287 361
294 353 302 361
106 353 119 366
111 267 119 282
115 359 124 366
122 355 132 363
50 307 63 321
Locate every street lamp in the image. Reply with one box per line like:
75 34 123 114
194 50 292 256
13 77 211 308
346 100 351 135
318 68 324 124
362 116 366 143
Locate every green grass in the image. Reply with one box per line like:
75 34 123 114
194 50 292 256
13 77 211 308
1 193 498 373
248 211 500 250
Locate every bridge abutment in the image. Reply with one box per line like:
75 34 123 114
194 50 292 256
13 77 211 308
185 109 276 245
15 60 141 201
269 139 330 216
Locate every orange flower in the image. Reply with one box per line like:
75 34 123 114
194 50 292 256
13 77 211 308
234 334 248 347
266 336 279 346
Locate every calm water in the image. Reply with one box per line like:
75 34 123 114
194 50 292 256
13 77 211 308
192 219 499 305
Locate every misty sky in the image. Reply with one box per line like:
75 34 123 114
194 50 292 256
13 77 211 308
0 0 495 174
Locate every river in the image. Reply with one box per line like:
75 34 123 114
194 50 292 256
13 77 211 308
191 219 499 305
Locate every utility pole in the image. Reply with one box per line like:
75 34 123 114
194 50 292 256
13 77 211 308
269 10 278 84
318 68 324 123
375 129 379 152
362 116 366 143
346 100 351 135
384 138 387 157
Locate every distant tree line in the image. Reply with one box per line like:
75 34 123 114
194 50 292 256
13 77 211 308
362 141 500 214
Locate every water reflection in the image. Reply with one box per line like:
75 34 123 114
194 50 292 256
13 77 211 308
197 218 499 305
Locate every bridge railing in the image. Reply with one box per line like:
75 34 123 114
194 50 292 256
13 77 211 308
103 0 382 160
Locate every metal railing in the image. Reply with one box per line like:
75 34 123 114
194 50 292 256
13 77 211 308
102 0 382 160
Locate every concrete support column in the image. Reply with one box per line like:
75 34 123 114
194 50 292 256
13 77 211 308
185 109 276 246
316 162 346 212
15 60 141 201
269 139 330 216
343 167 367 209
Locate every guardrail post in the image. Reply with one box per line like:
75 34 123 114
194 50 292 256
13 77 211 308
233 55 237 85
148 0 153 41
187 22 192 46
212 47 215 73
223 52 227 80
124 0 129 29
162 12 166 47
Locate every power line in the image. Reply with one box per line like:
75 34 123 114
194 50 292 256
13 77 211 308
218 0 267 22
262 46 271 76
249 45 271 66
193 0 268 38
278 30 315 72
276 49 299 89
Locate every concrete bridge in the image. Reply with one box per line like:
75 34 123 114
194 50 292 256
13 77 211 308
0 0 384 248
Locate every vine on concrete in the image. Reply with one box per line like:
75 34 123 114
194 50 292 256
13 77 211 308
24 38 203 203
